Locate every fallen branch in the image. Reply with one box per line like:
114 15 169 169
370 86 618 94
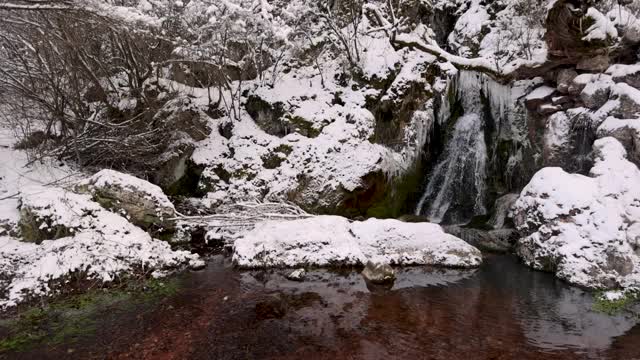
392 34 586 84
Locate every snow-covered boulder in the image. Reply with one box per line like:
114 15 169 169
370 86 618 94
77 169 176 230
607 63 640 89
513 137 640 289
2 187 201 308
597 117 640 166
18 188 103 243
232 216 482 269
579 75 614 110
610 83 640 119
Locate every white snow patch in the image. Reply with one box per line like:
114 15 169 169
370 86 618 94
233 216 482 268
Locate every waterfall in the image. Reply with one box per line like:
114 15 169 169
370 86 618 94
415 71 512 224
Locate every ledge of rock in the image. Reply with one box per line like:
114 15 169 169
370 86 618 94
232 216 482 269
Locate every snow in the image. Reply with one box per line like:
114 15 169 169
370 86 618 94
583 8 618 42
513 137 640 289
1 186 200 308
0 128 80 232
79 169 176 213
233 216 482 269
607 63 640 78
602 290 626 302
598 117 640 134
0 127 201 308
525 86 556 101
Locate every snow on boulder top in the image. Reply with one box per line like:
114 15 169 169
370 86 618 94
525 86 555 101
583 8 618 42
597 117 640 134
1 186 200 308
512 137 640 289
607 63 640 78
80 169 174 211
77 169 176 229
233 216 482 269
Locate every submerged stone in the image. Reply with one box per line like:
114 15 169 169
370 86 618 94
361 261 396 285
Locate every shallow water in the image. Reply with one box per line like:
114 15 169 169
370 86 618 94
4 254 640 359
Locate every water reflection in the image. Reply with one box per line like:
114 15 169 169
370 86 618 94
235 255 640 358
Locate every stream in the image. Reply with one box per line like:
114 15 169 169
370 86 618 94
3 253 640 359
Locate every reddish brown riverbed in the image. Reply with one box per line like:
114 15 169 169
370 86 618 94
3 254 640 360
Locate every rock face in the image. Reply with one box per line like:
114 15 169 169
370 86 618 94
76 169 176 230
233 216 482 269
513 137 640 289
443 226 517 253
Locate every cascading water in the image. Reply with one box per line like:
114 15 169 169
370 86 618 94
415 71 513 224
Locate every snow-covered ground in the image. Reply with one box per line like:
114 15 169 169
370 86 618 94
0 127 202 308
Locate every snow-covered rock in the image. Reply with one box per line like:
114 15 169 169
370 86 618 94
1 186 200 308
18 188 103 243
610 83 640 119
77 169 176 230
232 216 482 269
513 137 640 289
579 75 614 110
597 117 640 166
607 63 640 89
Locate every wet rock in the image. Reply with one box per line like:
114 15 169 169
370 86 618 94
487 193 519 230
556 69 578 94
577 54 609 73
255 293 288 320
443 226 517 253
397 214 430 223
286 268 306 282
76 169 176 231
361 261 396 285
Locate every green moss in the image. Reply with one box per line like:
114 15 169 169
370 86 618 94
0 277 181 353
593 292 638 315
364 165 425 219
18 209 74 244
274 144 293 155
